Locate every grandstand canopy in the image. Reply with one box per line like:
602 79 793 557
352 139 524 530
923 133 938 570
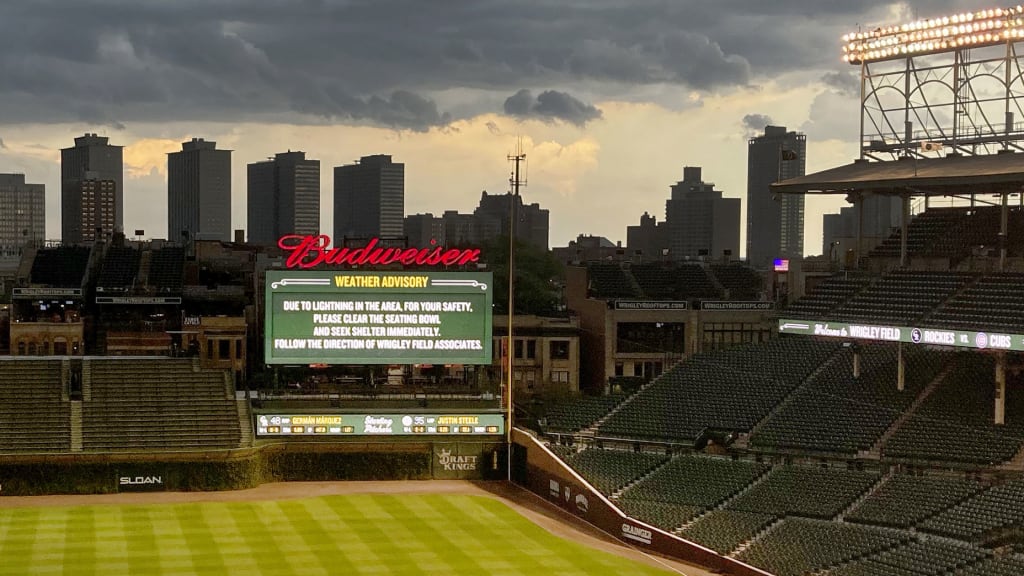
772 153 1024 196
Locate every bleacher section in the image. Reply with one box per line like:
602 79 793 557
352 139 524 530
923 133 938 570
925 272 1024 333
919 479 1024 541
81 358 242 451
678 510 775 555
619 455 769 509
726 465 879 519
783 274 873 318
586 263 638 299
598 339 837 442
543 393 627 433
825 539 989 576
735 518 911 576
750 346 947 454
559 448 667 495
883 354 1024 465
0 360 70 453
953 555 1024 576
615 500 705 532
869 207 977 258
708 263 763 301
846 474 984 528
828 270 974 325
28 246 91 287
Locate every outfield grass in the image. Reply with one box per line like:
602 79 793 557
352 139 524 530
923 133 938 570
0 494 676 575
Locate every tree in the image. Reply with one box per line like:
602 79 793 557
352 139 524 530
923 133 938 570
481 237 564 316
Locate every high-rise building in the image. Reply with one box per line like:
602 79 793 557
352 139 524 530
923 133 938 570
626 212 667 262
747 126 806 268
404 213 445 247
0 174 45 261
247 151 320 244
664 166 740 260
334 154 404 240
822 194 901 260
167 138 232 242
474 191 550 250
73 174 116 243
61 133 123 243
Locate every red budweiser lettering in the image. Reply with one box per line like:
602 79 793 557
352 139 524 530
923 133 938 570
277 235 481 269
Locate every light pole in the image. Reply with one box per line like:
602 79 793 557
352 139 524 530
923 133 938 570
506 143 526 481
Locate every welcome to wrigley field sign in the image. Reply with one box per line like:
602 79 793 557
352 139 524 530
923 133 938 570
778 318 1024 351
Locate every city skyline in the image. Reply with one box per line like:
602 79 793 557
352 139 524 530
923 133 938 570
0 1 999 254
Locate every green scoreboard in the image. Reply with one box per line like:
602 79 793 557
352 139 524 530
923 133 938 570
265 270 493 365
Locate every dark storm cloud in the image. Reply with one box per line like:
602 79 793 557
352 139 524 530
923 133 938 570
742 113 774 136
504 89 602 126
0 0 988 128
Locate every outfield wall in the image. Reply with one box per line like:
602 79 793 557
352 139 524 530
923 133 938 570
511 428 772 576
0 439 503 495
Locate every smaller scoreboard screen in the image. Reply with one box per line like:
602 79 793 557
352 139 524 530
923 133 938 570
255 413 505 436
266 270 493 365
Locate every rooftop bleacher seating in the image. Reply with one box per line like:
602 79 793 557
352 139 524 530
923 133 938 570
783 274 873 319
869 207 989 259
586 263 639 299
149 247 185 293
727 465 879 519
29 246 91 287
678 510 775 554
708 263 763 301
96 246 139 292
599 339 837 442
883 354 1024 465
846 474 984 528
918 478 1024 541
828 271 975 325
735 517 910 576
629 263 721 300
561 448 667 495
750 346 947 454
81 358 242 451
0 359 70 453
543 393 627 433
925 272 1024 333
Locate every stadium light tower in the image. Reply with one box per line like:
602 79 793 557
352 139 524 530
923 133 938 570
506 141 526 480
843 5 1024 159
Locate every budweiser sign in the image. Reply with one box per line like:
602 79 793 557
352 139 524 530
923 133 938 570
278 235 481 269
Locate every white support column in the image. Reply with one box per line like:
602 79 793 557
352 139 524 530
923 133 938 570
853 349 861 380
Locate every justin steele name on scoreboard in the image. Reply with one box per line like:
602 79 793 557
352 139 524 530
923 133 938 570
334 275 429 288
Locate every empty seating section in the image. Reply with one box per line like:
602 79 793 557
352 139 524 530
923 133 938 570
82 359 241 451
884 355 1024 464
952 556 1024 576
0 360 70 452
543 393 627 433
784 274 872 318
869 208 965 258
561 448 667 495
829 271 974 325
29 246 91 287
708 264 763 301
727 465 879 519
678 510 775 554
926 272 1024 333
599 339 837 442
619 455 769 508
586 263 638 298
826 539 988 576
629 263 721 299
96 246 139 291
149 247 185 293
846 474 984 528
735 518 910 576
614 500 704 532
751 346 946 454
919 479 1024 541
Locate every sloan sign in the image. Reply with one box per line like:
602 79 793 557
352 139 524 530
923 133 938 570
278 235 481 269
117 475 165 492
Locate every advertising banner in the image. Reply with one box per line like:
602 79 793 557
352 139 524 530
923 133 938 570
255 413 504 437
778 318 1024 351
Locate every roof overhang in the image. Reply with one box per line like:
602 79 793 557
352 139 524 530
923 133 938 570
771 153 1024 196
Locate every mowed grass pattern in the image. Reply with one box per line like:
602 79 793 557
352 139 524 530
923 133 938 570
0 494 676 575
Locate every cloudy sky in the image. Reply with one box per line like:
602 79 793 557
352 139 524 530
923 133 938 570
0 0 998 255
